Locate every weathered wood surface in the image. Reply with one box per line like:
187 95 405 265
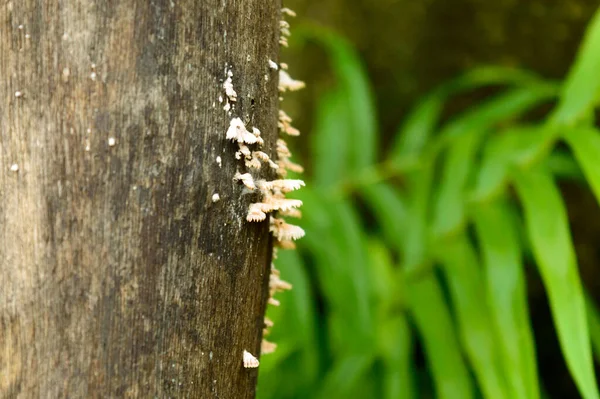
0 1 280 397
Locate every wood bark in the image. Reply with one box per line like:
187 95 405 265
0 1 280 397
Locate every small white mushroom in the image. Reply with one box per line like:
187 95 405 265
279 70 305 92
243 350 259 368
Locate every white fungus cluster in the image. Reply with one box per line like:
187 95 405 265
237 6 306 369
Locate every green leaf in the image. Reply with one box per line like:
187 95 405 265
390 67 555 164
514 169 599 399
434 86 556 152
379 316 416 399
305 29 378 173
436 235 509 399
550 6 600 125
431 130 482 238
470 125 555 203
360 182 408 245
403 163 435 273
316 354 375 399
300 192 373 352
585 293 600 364
474 200 539 399
312 89 351 188
407 274 474 399
564 127 600 201
390 93 444 164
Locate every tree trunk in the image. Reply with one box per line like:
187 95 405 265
0 1 280 397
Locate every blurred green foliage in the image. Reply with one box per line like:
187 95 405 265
258 7 600 399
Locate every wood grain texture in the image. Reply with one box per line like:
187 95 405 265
0 0 280 397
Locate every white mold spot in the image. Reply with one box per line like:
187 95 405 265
212 193 220 202
268 59 278 70
108 137 116 146
216 156 222 167
10 163 19 172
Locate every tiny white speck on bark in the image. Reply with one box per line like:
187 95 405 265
108 137 116 146
10 164 19 172
212 193 220 202
216 156 222 167
14 91 22 98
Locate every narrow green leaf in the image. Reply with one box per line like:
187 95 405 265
390 93 444 164
312 89 350 188
435 86 556 150
407 274 474 399
470 126 555 203
390 66 555 164
360 182 408 244
550 7 600 125
316 354 375 399
436 235 509 399
432 130 481 238
305 29 377 173
474 200 539 399
514 169 599 399
403 163 434 272
300 192 373 352
379 316 416 399
564 127 600 201
585 293 600 363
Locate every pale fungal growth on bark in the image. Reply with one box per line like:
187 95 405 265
226 118 258 144
270 271 293 294
278 110 301 136
275 239 297 250
224 4 305 361
275 138 304 176
268 297 281 307
281 7 297 17
242 350 259 369
261 339 277 355
223 69 237 102
251 127 265 146
258 179 305 193
278 70 305 92
245 157 262 170
216 156 222 167
236 144 251 159
233 172 256 190
10 163 19 172
247 203 267 222
212 193 220 202
14 91 22 98
270 217 305 241
108 137 116 146
264 317 274 329
279 207 302 219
